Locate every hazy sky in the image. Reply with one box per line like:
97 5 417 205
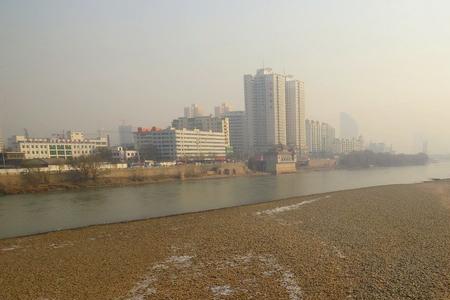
1 0 450 153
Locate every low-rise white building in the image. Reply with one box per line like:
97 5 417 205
9 131 108 159
134 127 227 161
334 136 364 154
171 115 230 147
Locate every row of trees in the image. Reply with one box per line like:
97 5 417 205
338 151 429 169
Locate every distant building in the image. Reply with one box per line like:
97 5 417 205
320 123 336 153
264 148 297 174
368 142 392 153
340 112 359 138
422 141 428 154
184 104 204 118
305 120 321 154
111 146 139 162
223 111 247 158
286 78 306 155
118 124 134 146
134 127 227 161
171 115 230 147
305 120 335 155
412 134 428 154
0 129 4 153
8 130 108 159
214 102 232 117
334 136 364 154
245 68 287 153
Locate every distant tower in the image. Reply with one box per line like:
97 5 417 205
118 124 134 146
184 104 204 118
0 128 4 153
214 102 232 117
422 141 428 154
340 112 359 138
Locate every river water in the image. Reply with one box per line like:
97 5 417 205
1 161 450 239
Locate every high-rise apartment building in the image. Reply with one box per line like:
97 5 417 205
286 78 306 155
244 68 287 154
214 102 232 118
184 104 204 118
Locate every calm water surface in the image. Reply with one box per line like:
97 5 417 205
1 161 450 239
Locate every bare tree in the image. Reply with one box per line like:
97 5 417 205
68 155 104 181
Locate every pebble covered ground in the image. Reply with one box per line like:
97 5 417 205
1 181 450 299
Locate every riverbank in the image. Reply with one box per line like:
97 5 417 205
2 181 450 299
0 162 256 195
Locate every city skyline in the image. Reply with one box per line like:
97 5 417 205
2 1 450 154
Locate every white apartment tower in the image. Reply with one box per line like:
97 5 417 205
286 78 306 154
244 68 287 153
305 120 321 153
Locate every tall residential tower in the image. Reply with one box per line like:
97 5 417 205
286 78 306 155
244 68 287 154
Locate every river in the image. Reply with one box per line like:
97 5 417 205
1 161 450 239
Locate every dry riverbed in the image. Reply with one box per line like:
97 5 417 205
1 181 450 299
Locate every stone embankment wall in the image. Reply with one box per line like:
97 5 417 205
0 163 250 195
306 159 337 170
274 163 297 174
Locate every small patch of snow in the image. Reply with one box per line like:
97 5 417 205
167 255 193 266
123 276 156 300
281 271 303 300
152 263 169 270
1 245 19 251
119 255 195 299
49 242 73 249
211 285 233 296
332 246 346 259
256 195 331 216
258 255 303 300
